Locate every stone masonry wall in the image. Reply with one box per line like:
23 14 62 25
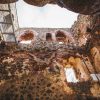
0 3 19 32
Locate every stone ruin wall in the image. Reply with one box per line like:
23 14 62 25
0 3 19 35
70 14 100 74
17 28 76 51
0 0 99 80
0 3 99 76
0 2 100 99
18 28 71 41
71 14 92 46
0 3 19 42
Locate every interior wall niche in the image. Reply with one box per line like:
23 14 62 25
56 30 66 42
46 33 52 41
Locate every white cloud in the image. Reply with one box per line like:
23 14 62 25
16 0 78 28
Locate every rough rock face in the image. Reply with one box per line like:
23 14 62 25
71 14 91 46
71 15 91 34
0 0 18 4
60 0 100 15
91 47 100 73
71 13 100 47
0 44 100 100
24 0 55 7
23 0 100 15
91 83 100 97
1 0 100 16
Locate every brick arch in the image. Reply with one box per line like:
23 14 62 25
55 30 67 42
46 33 52 41
18 30 36 42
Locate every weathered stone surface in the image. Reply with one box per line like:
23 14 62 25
71 15 91 46
0 3 19 38
90 83 100 97
23 0 100 15
0 0 18 4
60 0 100 15
0 48 99 100
1 0 100 16
75 58 90 81
91 47 100 73
17 28 74 46
24 0 54 7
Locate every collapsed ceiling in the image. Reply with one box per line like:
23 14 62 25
0 0 100 15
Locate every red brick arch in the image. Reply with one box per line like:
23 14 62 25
18 30 35 42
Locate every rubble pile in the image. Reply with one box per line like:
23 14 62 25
0 39 100 99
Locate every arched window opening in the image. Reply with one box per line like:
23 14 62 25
56 30 66 42
46 33 52 41
18 30 34 44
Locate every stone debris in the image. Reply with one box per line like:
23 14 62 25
90 83 100 97
91 47 100 73
0 41 99 99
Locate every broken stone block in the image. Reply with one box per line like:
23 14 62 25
91 47 100 73
2 57 14 64
90 83 100 97
75 58 90 81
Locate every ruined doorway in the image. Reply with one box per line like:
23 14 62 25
56 30 66 43
46 33 52 41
